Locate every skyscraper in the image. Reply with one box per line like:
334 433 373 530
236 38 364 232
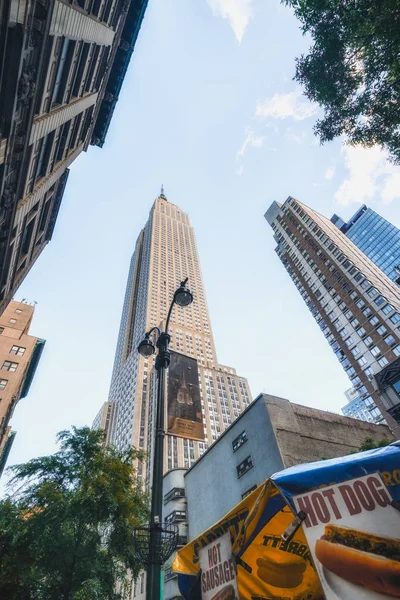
0 0 148 315
102 191 252 487
265 197 400 435
331 206 400 285
341 386 380 424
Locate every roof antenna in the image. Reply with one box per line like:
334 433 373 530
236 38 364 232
160 184 166 198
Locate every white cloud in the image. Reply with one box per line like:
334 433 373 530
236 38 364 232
236 128 264 159
325 166 335 180
335 145 400 206
256 88 317 121
207 0 253 43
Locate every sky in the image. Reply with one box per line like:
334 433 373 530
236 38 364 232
3 0 400 486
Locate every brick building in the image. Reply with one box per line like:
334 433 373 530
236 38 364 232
0 300 45 475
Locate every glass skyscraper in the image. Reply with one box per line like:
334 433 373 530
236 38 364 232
331 206 400 285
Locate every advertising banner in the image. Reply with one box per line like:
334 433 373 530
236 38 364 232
168 351 204 441
293 473 400 599
199 532 239 600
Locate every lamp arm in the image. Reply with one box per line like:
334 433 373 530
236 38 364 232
165 299 175 334
147 326 161 339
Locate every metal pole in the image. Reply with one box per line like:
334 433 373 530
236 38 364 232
146 332 170 600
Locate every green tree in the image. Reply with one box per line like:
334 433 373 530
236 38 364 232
358 436 391 452
284 0 400 163
0 427 148 600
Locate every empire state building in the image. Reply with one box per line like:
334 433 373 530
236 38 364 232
94 190 252 487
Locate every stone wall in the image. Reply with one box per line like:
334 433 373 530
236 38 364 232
264 394 395 467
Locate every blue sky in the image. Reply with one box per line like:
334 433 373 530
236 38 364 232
4 0 400 483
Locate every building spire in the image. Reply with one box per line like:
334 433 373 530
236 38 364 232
160 184 166 199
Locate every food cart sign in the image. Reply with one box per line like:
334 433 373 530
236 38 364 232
198 531 239 600
293 472 400 599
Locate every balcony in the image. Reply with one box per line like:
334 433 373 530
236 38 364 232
165 510 186 525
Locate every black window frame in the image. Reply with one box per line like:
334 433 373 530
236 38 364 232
241 484 257 499
236 455 253 478
232 430 247 452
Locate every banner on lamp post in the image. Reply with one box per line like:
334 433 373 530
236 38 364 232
167 351 204 441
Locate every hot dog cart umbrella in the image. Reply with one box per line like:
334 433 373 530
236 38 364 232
173 443 400 600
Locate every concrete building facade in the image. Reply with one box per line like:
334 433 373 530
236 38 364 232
0 0 148 314
184 393 395 541
265 197 400 434
0 299 45 474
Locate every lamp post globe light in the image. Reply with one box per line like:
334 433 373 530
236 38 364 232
135 278 193 599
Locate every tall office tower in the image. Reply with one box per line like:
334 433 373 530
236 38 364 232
265 197 400 435
341 386 380 424
0 300 45 476
104 191 252 486
331 205 400 285
0 0 148 314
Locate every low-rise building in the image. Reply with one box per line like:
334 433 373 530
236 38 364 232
0 299 45 474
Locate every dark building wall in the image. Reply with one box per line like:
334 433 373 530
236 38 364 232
0 0 147 314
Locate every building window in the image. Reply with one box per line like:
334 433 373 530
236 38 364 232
15 309 22 314
370 346 381 357
164 568 177 582
237 455 253 478
241 484 257 499
369 316 379 326
0 328 3 334
357 356 367 367
232 430 247 452
390 313 400 325
376 325 387 335
0 379 8 390
364 336 373 347
357 327 366 337
351 346 360 357
375 295 385 307
382 304 394 315
378 356 389 368
367 287 378 297
2 361 18 372
10 345 26 356
393 345 400 357
384 335 396 346
9 319 16 324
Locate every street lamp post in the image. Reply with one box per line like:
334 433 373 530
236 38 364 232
137 278 193 600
